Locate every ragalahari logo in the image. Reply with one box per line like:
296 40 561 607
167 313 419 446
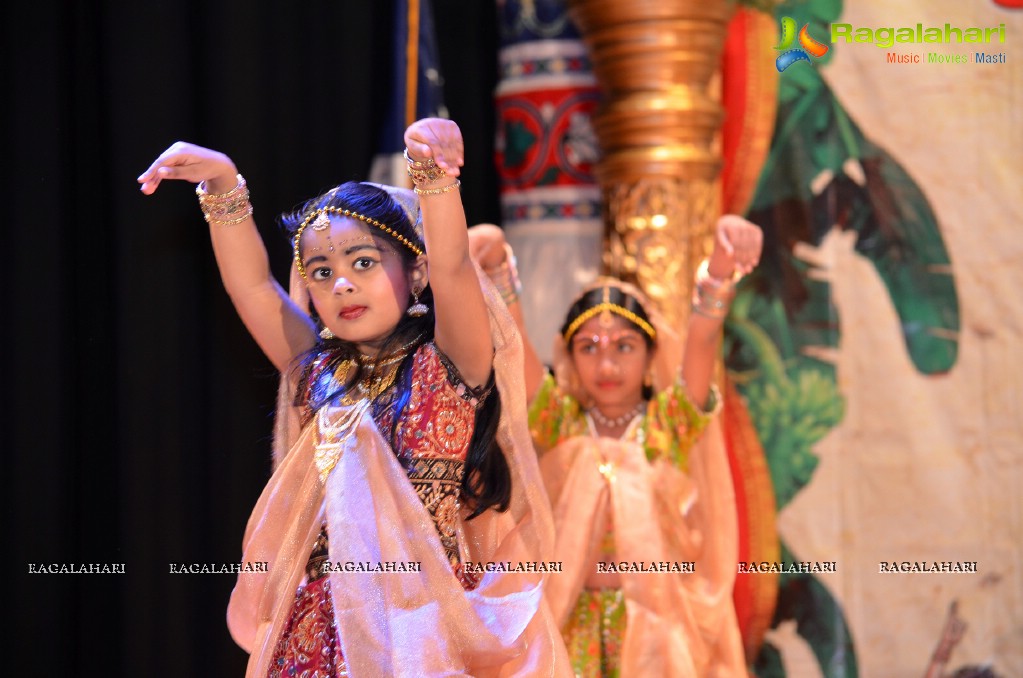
775 17 830 72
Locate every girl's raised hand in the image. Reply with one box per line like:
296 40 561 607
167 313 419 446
467 224 509 271
137 142 238 196
708 214 763 278
404 118 464 176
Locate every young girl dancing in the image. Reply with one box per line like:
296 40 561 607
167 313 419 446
139 119 567 677
470 216 762 676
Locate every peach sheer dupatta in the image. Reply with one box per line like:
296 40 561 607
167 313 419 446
226 257 569 677
539 279 746 676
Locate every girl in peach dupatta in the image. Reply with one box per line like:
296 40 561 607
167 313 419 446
470 216 762 677
139 119 569 678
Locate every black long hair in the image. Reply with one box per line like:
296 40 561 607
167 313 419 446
282 182 510 516
560 283 657 399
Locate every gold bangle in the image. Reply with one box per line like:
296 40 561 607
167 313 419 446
694 258 742 292
196 174 246 201
691 297 730 319
407 164 447 184
690 258 739 319
207 203 254 225
413 179 461 196
196 174 253 225
404 148 447 184
484 243 522 305
403 148 434 168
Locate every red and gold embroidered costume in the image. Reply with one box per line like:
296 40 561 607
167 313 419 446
228 273 568 678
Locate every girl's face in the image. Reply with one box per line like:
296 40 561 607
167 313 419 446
300 217 425 353
569 314 652 409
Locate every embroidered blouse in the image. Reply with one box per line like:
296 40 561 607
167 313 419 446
527 371 717 472
302 341 493 588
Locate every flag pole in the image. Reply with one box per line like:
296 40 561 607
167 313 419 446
405 0 420 128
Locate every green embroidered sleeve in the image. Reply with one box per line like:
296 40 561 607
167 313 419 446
527 371 587 453
640 379 720 471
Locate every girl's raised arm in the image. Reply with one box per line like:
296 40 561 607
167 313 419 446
404 120 494 387
681 214 762 409
138 142 317 372
467 224 545 401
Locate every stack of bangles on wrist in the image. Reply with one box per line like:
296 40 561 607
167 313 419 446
484 243 522 306
691 258 742 319
404 148 461 196
196 174 253 225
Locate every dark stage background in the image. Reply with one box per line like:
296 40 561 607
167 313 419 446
2 2 499 675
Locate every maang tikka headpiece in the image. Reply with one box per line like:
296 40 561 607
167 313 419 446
292 204 424 280
562 282 657 342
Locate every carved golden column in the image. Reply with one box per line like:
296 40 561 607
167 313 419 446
567 0 733 331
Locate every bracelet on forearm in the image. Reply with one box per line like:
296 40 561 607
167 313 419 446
413 179 461 196
691 258 741 319
196 174 253 225
484 243 522 305
404 148 447 185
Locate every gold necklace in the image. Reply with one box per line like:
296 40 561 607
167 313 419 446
335 334 424 405
359 333 424 368
335 360 401 406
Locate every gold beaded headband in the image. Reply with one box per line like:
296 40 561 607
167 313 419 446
293 206 424 279
562 299 657 342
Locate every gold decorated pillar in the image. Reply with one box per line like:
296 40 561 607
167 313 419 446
567 0 733 332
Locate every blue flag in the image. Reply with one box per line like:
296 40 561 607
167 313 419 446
369 0 446 186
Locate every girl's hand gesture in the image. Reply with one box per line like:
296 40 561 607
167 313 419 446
404 118 464 177
138 142 238 196
707 214 763 279
467 224 509 271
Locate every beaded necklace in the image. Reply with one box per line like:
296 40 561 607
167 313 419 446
587 401 646 429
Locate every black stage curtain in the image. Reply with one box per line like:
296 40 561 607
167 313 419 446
2 1 497 674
